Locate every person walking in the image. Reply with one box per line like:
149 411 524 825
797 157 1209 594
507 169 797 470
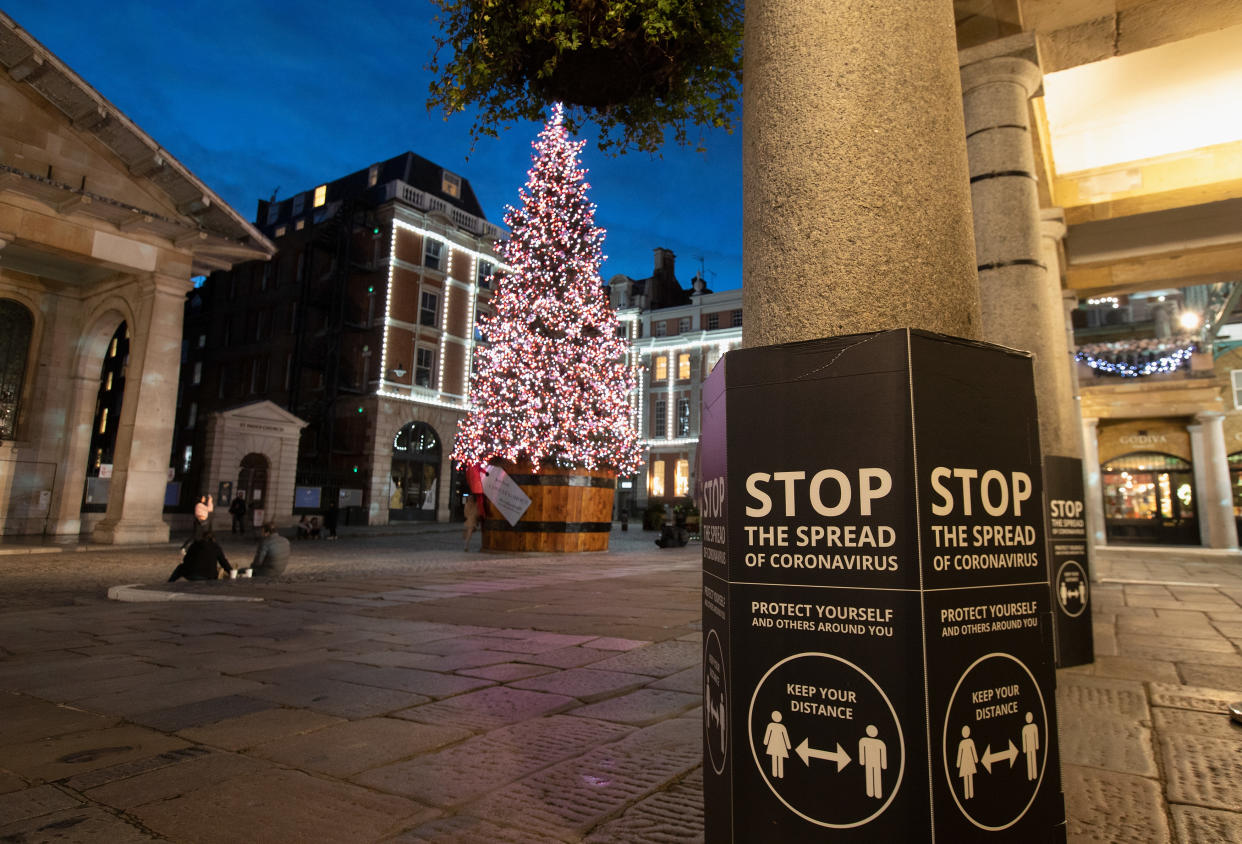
228 495 246 534
168 531 232 581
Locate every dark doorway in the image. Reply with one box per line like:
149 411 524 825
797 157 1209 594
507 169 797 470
390 421 440 521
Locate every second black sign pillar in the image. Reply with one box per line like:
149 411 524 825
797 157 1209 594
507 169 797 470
702 330 1066 841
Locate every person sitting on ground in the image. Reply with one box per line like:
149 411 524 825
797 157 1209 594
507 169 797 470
296 515 311 540
308 516 321 539
168 531 232 582
250 521 291 578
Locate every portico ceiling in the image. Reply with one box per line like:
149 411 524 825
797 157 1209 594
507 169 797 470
955 0 1242 299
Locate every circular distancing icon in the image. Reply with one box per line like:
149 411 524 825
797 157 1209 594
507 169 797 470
704 629 728 774
1055 560 1089 618
748 652 904 829
942 652 1048 831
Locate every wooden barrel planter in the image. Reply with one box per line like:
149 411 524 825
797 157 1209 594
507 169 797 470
482 463 616 553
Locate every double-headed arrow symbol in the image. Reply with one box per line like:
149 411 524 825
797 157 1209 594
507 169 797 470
795 738 852 772
981 739 1018 773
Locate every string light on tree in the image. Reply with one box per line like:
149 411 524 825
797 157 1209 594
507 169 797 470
453 103 642 474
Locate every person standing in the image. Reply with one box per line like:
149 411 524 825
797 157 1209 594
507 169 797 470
250 522 291 577
228 495 246 534
193 494 214 539
463 463 486 551
168 531 232 581
323 502 339 540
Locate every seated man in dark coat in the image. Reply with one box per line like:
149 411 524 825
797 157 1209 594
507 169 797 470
169 531 233 581
250 522 291 577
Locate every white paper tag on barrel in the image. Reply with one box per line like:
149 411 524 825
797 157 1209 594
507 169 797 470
481 465 532 526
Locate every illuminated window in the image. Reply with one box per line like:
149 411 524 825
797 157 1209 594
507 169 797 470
109 338 117 358
197 334 206 349
442 170 462 198
192 361 202 385
652 400 667 438
295 219 305 231
313 185 327 207
655 356 668 381
678 353 690 380
477 260 494 288
186 402 197 429
677 398 691 436
650 460 666 497
368 165 379 188
182 445 193 473
104 372 113 391
424 239 442 270
675 459 690 496
98 407 108 434
275 225 287 238
1232 370 1242 409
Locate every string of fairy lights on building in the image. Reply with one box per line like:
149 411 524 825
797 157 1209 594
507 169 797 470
1075 339 1197 377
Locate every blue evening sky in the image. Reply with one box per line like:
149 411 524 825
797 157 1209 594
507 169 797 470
11 1 743 289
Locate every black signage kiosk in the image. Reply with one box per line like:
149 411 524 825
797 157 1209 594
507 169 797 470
1044 455 1094 668
701 330 1066 842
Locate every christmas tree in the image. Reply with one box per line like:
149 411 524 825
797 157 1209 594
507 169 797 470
453 104 642 475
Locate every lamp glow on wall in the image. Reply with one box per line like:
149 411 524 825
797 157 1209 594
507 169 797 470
1179 311 1202 332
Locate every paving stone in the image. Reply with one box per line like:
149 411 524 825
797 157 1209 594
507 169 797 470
1170 805 1242 844
588 640 700 677
1 724 189 782
16 666 208 702
354 714 631 806
0 784 83 824
348 648 514 672
74 675 266 717
0 771 25 794
85 750 268 809
1160 732 1242 811
1117 617 1221 639
1176 663 1242 691
132 768 433 844
128 694 277 732
584 637 650 651
1152 706 1242 741
1072 656 1181 685
650 666 702 694
1149 683 1240 714
0 805 160 842
395 686 574 731
456 662 555 682
177 707 343 751
511 668 650 702
463 719 701 839
61 746 213 791
1124 646 1242 668
1119 634 1239 654
1063 764 1169 844
0 694 119 743
250 677 427 718
1056 674 1150 720
1059 713 1158 777
388 815 565 843
584 768 704 843
519 646 617 669
251 717 470 777
571 689 700 725
325 663 493 699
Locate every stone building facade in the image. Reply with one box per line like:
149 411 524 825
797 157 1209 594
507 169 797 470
0 14 273 541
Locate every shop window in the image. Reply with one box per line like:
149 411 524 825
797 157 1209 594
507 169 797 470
650 460 666 498
678 353 691 381
675 459 690 496
655 355 668 381
0 300 32 440
1101 451 1197 545
1230 452 1242 517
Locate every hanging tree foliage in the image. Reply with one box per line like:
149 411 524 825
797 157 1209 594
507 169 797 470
427 0 743 154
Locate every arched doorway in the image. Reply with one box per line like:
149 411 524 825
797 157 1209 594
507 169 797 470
0 299 34 440
82 322 129 511
238 453 270 527
1101 452 1198 545
390 421 440 521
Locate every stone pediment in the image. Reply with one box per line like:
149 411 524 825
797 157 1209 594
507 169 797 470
215 401 307 434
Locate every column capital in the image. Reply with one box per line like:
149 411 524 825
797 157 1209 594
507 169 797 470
1081 417 1100 430
1194 410 1227 424
960 55 1041 100
1040 208 1066 242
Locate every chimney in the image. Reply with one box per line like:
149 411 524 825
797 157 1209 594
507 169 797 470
653 247 675 278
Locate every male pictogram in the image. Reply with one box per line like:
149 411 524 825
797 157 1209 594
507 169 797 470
858 724 887 798
1021 711 1040 780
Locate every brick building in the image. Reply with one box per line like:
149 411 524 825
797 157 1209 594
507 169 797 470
175 153 502 527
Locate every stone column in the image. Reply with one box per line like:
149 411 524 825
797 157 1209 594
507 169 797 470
1189 411 1239 549
1080 417 1107 548
742 0 979 346
48 372 100 536
92 273 190 544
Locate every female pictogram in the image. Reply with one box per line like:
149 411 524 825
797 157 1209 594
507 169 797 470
956 725 980 799
764 710 792 778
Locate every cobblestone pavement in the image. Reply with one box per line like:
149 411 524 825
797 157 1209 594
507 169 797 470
0 534 1239 842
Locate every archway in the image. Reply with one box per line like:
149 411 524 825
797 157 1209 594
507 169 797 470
237 452 270 527
81 322 129 511
390 421 441 521
1101 451 1198 545
0 298 34 441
